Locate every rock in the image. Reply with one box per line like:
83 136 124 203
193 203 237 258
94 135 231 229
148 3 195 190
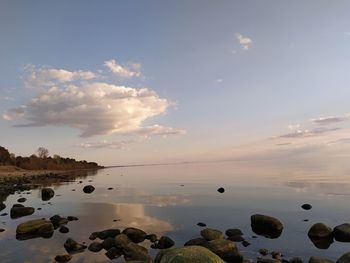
146 234 158 243
54 254 72 262
155 246 224 263
225 229 243 237
271 251 282 260
308 223 333 239
301 204 312 210
89 232 98 240
203 239 241 262
17 197 27 203
259 248 269 256
309 235 333 249
333 224 350 242
197 222 207 227
88 241 103 252
257 259 280 263
50 215 68 228
201 228 225 241
83 185 95 194
10 206 35 219
0 228 5 232
13 204 24 208
0 202 5 211
64 238 87 253
309 257 334 263
107 187 113 190
227 235 244 242
67 216 78 221
59 226 69 233
123 242 152 262
123 227 147 243
115 233 131 248
105 247 122 260
16 219 54 238
184 237 207 246
251 214 284 239
41 188 55 201
337 252 350 263
152 236 175 249
1 213 7 216
290 258 303 263
97 228 120 240
241 240 250 247
102 237 116 250
217 187 225 193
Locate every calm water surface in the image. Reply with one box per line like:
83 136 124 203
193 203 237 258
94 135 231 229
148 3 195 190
1 161 350 262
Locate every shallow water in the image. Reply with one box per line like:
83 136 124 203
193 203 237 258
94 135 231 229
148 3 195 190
1 161 350 262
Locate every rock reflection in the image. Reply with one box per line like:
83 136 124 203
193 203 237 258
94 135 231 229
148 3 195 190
309 236 334 249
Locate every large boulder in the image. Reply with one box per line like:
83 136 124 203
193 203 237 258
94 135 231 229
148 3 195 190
337 252 350 263
41 188 55 201
251 214 283 238
16 219 54 239
10 206 35 219
200 228 225 241
333 224 350 242
155 246 224 263
122 242 152 262
309 257 334 263
308 223 333 239
203 239 242 262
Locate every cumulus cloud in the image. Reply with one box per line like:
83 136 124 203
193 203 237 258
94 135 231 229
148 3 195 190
311 115 350 125
235 33 253 50
3 61 184 139
104 59 141 78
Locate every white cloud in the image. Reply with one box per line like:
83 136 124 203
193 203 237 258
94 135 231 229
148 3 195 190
235 33 253 50
78 140 135 149
311 115 350 125
104 59 141 78
279 127 340 139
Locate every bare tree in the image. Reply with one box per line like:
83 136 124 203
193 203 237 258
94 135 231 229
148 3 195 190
37 147 49 159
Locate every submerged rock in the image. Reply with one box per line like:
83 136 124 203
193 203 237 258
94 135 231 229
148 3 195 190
197 222 207 227
123 227 147 243
64 238 87 253
10 206 35 219
16 219 54 239
301 204 312 210
88 241 103 252
83 185 95 194
337 252 350 263
333 224 350 242
41 188 55 201
309 256 334 263
152 236 175 249
308 223 333 239
251 214 283 239
155 246 224 263
201 228 225 241
54 254 72 262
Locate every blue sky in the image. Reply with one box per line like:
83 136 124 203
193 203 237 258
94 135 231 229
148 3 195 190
1 1 350 165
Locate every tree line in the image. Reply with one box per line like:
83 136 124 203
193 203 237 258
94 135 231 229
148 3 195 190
0 146 100 170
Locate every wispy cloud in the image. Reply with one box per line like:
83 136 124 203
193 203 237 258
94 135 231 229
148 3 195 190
279 127 340 139
104 59 142 79
78 140 135 149
235 33 253 50
311 115 350 125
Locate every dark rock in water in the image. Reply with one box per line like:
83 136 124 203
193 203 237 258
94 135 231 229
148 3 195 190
17 197 27 203
89 232 98 240
13 204 24 208
37 208 42 210
201 228 225 241
303 219 309 222
155 246 224 263
333 223 350 242
59 226 69 233
257 259 280 263
102 237 115 250
217 187 225 193
227 235 245 242
197 222 207 227
54 254 72 262
16 219 54 239
184 237 207 246
309 236 334 249
145 233 158 243
1 213 8 216
0 202 5 212
50 215 68 228
107 187 113 190
123 242 153 262
337 252 350 263
88 241 103 252
203 239 241 262
290 257 303 263
271 251 282 260
225 229 243 237
0 228 5 232
308 223 333 239
122 227 147 243
83 185 95 194
259 248 269 256
251 214 283 239
67 216 78 221
241 240 250 247
309 256 335 263
41 188 55 201
105 247 122 260
10 206 35 219
114 234 131 248
301 204 312 210
64 238 87 253
97 228 120 240
152 236 175 249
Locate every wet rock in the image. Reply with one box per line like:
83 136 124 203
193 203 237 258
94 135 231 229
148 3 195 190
114 233 131 248
257 259 281 263
0 202 5 212
107 187 113 190
50 215 68 228
217 187 225 193
271 251 282 260
83 185 95 194
201 228 225 241
290 258 303 263
10 206 35 219
89 232 98 240
337 252 350 263
97 228 120 240
123 227 147 243
41 188 55 201
309 235 334 249
309 257 334 263
308 223 333 239
184 237 207 246
301 204 312 210
59 226 69 233
16 219 54 239
241 240 250 247
251 214 283 239
102 237 116 250
0 213 7 216
64 238 87 253
197 222 207 227
146 234 158 243
203 239 241 262
88 241 103 252
105 247 122 260
0 228 5 232
152 236 175 249
123 242 152 262
67 216 78 221
259 248 269 256
54 254 72 262
155 246 224 263
17 197 27 203
333 223 350 242
227 235 245 242
225 229 243 237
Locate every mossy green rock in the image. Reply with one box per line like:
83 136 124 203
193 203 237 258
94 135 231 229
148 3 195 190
155 246 224 263
16 219 54 235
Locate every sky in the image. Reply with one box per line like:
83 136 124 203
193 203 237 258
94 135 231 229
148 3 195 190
1 0 350 166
